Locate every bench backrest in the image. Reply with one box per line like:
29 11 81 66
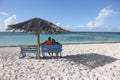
20 45 38 51
41 44 62 53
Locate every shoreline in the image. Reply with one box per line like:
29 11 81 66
0 42 120 47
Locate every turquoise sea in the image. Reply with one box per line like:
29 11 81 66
0 32 120 46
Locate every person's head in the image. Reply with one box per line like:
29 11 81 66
48 37 51 41
52 39 56 43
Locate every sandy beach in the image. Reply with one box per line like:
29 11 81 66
0 43 120 80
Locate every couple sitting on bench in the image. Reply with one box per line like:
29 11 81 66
41 37 61 58
19 37 62 59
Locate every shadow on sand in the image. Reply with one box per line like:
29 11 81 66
63 53 117 69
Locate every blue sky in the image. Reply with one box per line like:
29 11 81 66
0 0 120 32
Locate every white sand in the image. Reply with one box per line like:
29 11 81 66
0 43 120 80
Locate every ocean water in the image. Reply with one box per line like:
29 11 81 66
0 32 120 46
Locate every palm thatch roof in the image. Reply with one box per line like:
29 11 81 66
7 18 69 34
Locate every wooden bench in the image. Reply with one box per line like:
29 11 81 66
41 44 62 58
19 45 38 59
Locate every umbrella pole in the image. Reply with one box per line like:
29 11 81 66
37 33 41 59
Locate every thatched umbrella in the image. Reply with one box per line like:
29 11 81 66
7 18 69 59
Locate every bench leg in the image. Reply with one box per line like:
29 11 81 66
19 51 26 59
42 52 45 58
19 53 22 59
19 52 23 59
35 53 38 59
60 52 62 58
23 53 26 57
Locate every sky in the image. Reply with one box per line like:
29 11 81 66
0 0 120 32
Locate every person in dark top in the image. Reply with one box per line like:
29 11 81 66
52 39 60 44
51 39 60 57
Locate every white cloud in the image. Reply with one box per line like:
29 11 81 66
0 12 8 16
0 14 17 31
56 22 60 26
67 7 115 31
63 24 70 30
86 7 113 28
4 14 17 28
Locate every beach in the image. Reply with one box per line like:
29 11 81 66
0 43 120 80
